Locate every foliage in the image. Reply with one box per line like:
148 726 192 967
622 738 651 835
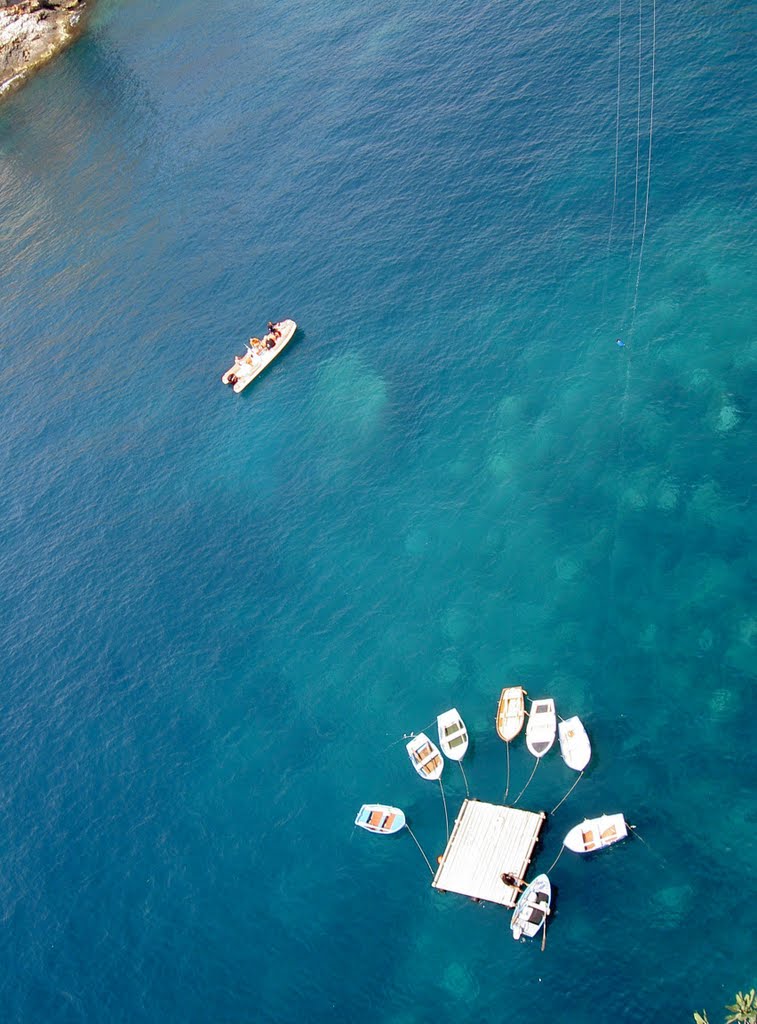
694 991 757 1024
725 990 757 1024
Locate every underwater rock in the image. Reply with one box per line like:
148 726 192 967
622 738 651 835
554 555 582 582
656 477 680 512
441 961 480 1002
714 397 740 432
0 0 88 97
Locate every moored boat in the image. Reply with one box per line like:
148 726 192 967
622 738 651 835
496 685 526 742
558 715 591 771
221 318 297 393
511 874 551 940
525 698 557 758
406 732 444 780
563 813 628 853
436 708 468 761
354 804 406 835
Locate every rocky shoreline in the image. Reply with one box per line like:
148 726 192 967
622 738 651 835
0 0 89 98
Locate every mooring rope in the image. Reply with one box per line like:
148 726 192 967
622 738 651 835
512 757 539 806
602 0 624 313
629 824 667 866
544 844 566 875
405 824 434 875
504 741 511 801
439 779 450 842
458 760 470 799
629 0 656 334
386 719 438 753
626 0 644 310
550 770 584 814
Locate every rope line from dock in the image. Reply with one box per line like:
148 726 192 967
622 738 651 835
512 757 539 806
544 844 566 875
405 824 434 875
458 761 470 798
550 770 584 814
439 779 450 842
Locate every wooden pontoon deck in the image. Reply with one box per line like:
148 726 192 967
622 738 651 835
432 799 546 908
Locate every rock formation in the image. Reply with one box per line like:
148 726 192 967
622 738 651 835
0 0 89 97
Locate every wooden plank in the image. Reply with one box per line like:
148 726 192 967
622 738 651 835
432 799 546 908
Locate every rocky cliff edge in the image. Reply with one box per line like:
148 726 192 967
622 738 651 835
0 0 89 97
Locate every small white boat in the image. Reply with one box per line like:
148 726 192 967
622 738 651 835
525 698 556 758
406 732 444 780
563 813 628 854
496 686 526 743
511 874 551 940
437 708 468 761
221 318 297 393
354 804 406 835
558 715 591 771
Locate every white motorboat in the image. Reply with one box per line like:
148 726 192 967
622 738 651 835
558 716 591 771
511 874 551 940
525 698 556 758
221 318 297 393
563 813 628 853
436 708 468 761
496 686 526 743
354 804 406 835
406 732 444 781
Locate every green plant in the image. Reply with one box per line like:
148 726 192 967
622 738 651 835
694 991 757 1024
725 989 757 1024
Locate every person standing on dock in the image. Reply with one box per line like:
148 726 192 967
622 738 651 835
501 871 526 891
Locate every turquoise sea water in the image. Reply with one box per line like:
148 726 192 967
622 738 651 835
0 0 755 1020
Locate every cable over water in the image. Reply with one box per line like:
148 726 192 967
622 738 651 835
602 0 624 313
458 761 470 799
629 0 657 333
439 779 449 842
550 770 584 814
625 0 644 315
544 844 566 875
512 757 539 806
504 741 511 801
405 824 434 875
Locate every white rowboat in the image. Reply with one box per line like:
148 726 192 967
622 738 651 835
354 804 406 835
496 686 526 743
406 732 444 781
511 874 551 940
558 716 591 771
222 318 297 393
563 813 628 854
437 708 468 761
525 698 557 758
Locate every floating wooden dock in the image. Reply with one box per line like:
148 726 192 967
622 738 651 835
432 799 546 908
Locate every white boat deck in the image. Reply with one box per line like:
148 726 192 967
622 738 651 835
432 799 546 908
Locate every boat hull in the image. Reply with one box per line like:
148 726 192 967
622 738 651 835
222 318 297 392
511 873 551 940
354 804 406 835
437 708 468 761
496 686 526 742
558 716 591 771
563 813 628 853
525 698 556 758
406 732 444 780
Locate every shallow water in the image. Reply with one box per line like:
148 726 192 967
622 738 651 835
0 0 755 1020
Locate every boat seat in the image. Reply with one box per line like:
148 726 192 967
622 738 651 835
601 825 617 840
368 811 383 827
383 814 395 829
